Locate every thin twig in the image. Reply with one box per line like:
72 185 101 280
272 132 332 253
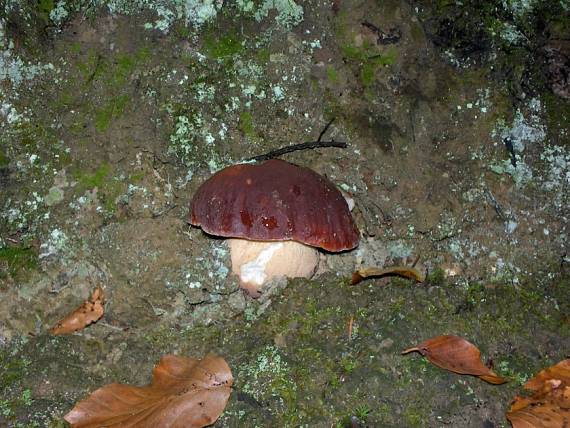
248 140 347 162
318 117 336 142
248 117 347 162
411 254 420 268
361 21 401 45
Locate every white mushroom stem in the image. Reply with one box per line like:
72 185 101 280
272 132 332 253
228 239 320 297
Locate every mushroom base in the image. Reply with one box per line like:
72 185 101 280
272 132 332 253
228 239 320 297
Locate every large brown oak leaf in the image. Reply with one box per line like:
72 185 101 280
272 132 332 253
65 354 233 428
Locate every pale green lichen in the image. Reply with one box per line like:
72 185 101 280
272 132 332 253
498 98 546 153
49 1 69 26
39 229 69 259
502 0 539 18
168 113 227 173
387 240 413 259
44 187 64 207
0 21 56 87
169 114 203 165
489 98 546 186
184 0 218 27
236 0 255 13
251 0 304 29
0 18 57 131
540 145 570 210
271 84 285 101
1 102 25 124
489 158 533 185
238 345 297 406
209 242 229 281
98 0 221 33
500 22 526 44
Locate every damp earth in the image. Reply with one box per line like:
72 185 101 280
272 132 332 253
0 1 568 427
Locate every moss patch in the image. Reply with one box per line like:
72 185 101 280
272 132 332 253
204 30 244 60
238 111 256 139
0 151 9 167
74 163 125 213
0 246 38 282
94 94 131 132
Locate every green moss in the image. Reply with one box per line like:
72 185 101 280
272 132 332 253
36 0 55 25
204 31 244 60
95 94 130 132
403 406 426 427
75 163 111 191
361 61 376 86
256 47 270 64
0 150 9 167
465 282 486 309
426 267 446 287
70 41 82 54
76 47 149 100
340 355 358 374
496 357 532 386
113 48 150 86
340 35 398 87
238 111 256 138
0 246 38 281
77 49 107 84
73 163 126 213
0 346 32 424
354 403 372 420
375 47 398 66
238 344 297 414
341 43 365 60
326 65 339 83
174 23 191 39
129 172 145 183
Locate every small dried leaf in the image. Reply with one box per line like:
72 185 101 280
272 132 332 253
507 359 570 428
49 286 105 335
65 354 233 428
402 335 507 384
351 265 425 285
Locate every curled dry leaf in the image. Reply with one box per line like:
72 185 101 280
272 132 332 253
65 354 233 428
49 286 105 335
351 265 425 285
402 335 507 385
507 359 570 428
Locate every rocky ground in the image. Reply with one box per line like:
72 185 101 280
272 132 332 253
0 0 568 427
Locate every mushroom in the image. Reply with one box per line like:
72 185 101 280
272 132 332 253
189 159 359 296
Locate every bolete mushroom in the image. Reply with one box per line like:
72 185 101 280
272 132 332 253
189 159 359 296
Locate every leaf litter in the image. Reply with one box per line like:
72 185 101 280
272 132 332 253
49 285 105 335
402 335 508 385
64 353 233 428
507 359 570 428
351 265 426 285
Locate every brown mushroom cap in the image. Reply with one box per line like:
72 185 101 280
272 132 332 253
189 159 359 252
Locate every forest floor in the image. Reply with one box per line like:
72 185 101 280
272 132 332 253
0 1 568 427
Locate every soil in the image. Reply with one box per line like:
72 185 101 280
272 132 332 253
0 1 568 427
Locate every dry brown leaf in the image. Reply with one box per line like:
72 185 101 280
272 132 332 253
507 359 570 428
402 335 507 384
351 265 425 285
49 286 105 335
65 354 233 428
